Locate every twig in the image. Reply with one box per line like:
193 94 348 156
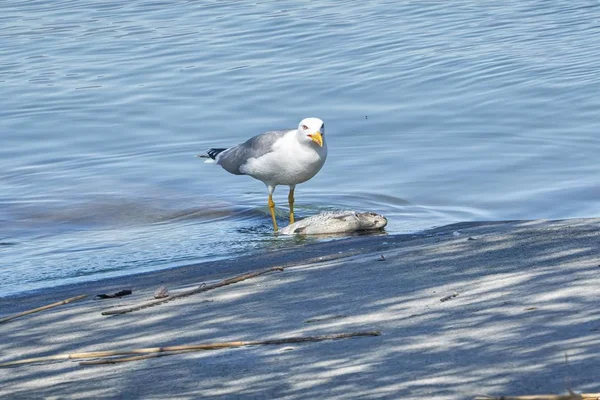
440 292 459 302
102 266 284 315
305 315 347 324
0 295 87 324
79 330 381 366
0 331 381 367
80 350 195 365
474 394 600 400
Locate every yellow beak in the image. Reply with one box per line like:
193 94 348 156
310 132 323 147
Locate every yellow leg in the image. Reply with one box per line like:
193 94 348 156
268 193 278 231
288 186 295 224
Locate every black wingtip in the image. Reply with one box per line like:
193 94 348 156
205 148 227 160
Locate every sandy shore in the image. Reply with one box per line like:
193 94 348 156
1 218 599 399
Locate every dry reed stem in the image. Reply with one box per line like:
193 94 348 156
0 295 87 324
0 331 381 367
79 350 195 365
101 266 283 315
474 393 600 400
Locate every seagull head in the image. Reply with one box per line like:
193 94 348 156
297 117 325 147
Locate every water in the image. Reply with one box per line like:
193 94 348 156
1 1 599 297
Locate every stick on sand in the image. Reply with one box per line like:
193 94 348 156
0 295 87 324
102 266 284 316
0 331 381 367
79 350 195 365
474 394 600 400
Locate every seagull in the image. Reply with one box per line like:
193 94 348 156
199 117 327 231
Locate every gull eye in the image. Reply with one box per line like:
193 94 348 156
302 124 309 130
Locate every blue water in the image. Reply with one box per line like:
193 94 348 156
2 1 600 297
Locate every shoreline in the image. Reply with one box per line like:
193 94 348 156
1 217 599 399
0 224 429 312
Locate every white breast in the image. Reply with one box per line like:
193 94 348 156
241 131 327 186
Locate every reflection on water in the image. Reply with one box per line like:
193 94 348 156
1 0 600 296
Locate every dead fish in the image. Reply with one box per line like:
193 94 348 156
279 211 387 235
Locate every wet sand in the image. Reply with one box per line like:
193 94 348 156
1 218 599 399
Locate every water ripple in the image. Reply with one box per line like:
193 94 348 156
1 0 600 296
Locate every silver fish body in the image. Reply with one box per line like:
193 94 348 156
279 211 387 235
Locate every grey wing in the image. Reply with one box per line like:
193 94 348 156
217 130 290 175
